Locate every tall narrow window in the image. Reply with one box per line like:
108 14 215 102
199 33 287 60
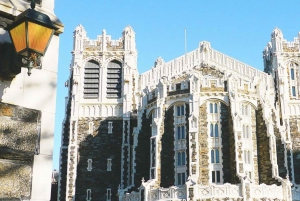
87 159 92 171
210 123 219 137
84 60 100 99
177 172 186 185
107 159 112 171
107 60 122 99
243 125 250 138
211 150 215 163
291 68 295 80
177 151 186 166
210 123 214 137
216 150 220 163
177 126 181 139
211 149 220 164
108 122 113 134
292 86 296 97
107 189 111 201
214 124 219 137
181 126 185 139
181 105 185 116
86 189 91 201
176 105 185 116
214 103 218 113
212 171 221 183
244 150 251 164
210 103 213 113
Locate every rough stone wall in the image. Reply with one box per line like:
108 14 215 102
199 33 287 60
251 106 259 184
75 118 123 201
256 104 279 185
160 107 175 187
0 163 32 199
0 103 41 160
134 112 151 189
290 118 300 184
0 103 40 199
272 112 287 178
198 103 209 185
221 103 239 184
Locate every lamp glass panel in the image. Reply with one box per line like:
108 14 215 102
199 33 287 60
9 22 26 53
28 22 53 54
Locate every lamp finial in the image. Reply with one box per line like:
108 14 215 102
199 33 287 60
30 0 36 9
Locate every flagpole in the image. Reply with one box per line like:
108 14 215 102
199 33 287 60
185 28 187 64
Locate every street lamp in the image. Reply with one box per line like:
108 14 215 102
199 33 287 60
6 0 57 76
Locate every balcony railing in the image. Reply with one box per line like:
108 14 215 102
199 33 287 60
167 89 190 96
149 186 186 201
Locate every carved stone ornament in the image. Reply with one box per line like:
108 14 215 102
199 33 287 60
195 62 224 78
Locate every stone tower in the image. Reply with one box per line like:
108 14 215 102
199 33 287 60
263 28 300 185
58 25 138 201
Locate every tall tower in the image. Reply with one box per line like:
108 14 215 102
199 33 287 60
58 25 138 201
263 28 300 185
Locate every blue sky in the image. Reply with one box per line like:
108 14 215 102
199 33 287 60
52 1 300 170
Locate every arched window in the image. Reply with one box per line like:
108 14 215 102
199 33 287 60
84 60 99 99
107 60 122 99
291 68 295 80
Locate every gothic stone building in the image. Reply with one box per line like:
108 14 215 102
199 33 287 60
58 26 300 201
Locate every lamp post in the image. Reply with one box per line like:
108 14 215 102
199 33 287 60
6 0 57 76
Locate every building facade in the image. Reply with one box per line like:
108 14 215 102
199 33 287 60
0 0 63 200
58 26 300 201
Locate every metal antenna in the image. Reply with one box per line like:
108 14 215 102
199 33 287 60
30 0 36 9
